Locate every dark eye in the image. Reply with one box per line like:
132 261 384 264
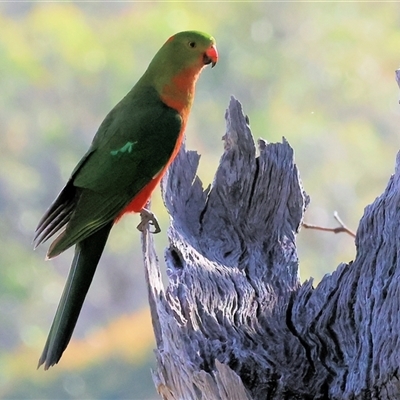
188 41 196 48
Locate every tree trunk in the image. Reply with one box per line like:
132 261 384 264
141 96 400 400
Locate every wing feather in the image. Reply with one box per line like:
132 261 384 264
36 86 182 257
33 183 78 248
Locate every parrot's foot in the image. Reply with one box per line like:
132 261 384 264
137 208 161 234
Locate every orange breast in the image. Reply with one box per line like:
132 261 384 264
115 64 201 222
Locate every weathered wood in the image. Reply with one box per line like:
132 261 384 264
142 96 400 399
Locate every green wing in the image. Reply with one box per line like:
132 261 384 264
35 86 182 257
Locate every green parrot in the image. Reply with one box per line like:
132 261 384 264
34 31 218 370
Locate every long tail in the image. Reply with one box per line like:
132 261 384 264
38 222 113 370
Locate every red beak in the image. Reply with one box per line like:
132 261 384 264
204 45 218 68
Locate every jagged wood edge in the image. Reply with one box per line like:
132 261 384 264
142 96 400 399
141 96 307 399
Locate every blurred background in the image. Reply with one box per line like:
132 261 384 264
1 2 400 399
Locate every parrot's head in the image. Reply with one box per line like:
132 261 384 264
143 31 218 112
145 31 218 84
164 31 218 69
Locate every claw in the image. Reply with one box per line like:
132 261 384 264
137 208 161 234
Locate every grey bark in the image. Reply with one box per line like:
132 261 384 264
141 96 400 400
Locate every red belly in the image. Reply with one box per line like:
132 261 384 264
116 170 165 221
115 127 185 222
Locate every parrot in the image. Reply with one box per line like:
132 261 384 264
33 30 218 370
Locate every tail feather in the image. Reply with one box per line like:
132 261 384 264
38 221 113 370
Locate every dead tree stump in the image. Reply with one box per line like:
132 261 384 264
141 97 400 400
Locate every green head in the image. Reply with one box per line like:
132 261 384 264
164 31 217 67
140 31 218 99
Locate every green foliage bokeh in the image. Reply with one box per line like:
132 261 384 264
1 2 399 399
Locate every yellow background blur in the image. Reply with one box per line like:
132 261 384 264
1 2 399 399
